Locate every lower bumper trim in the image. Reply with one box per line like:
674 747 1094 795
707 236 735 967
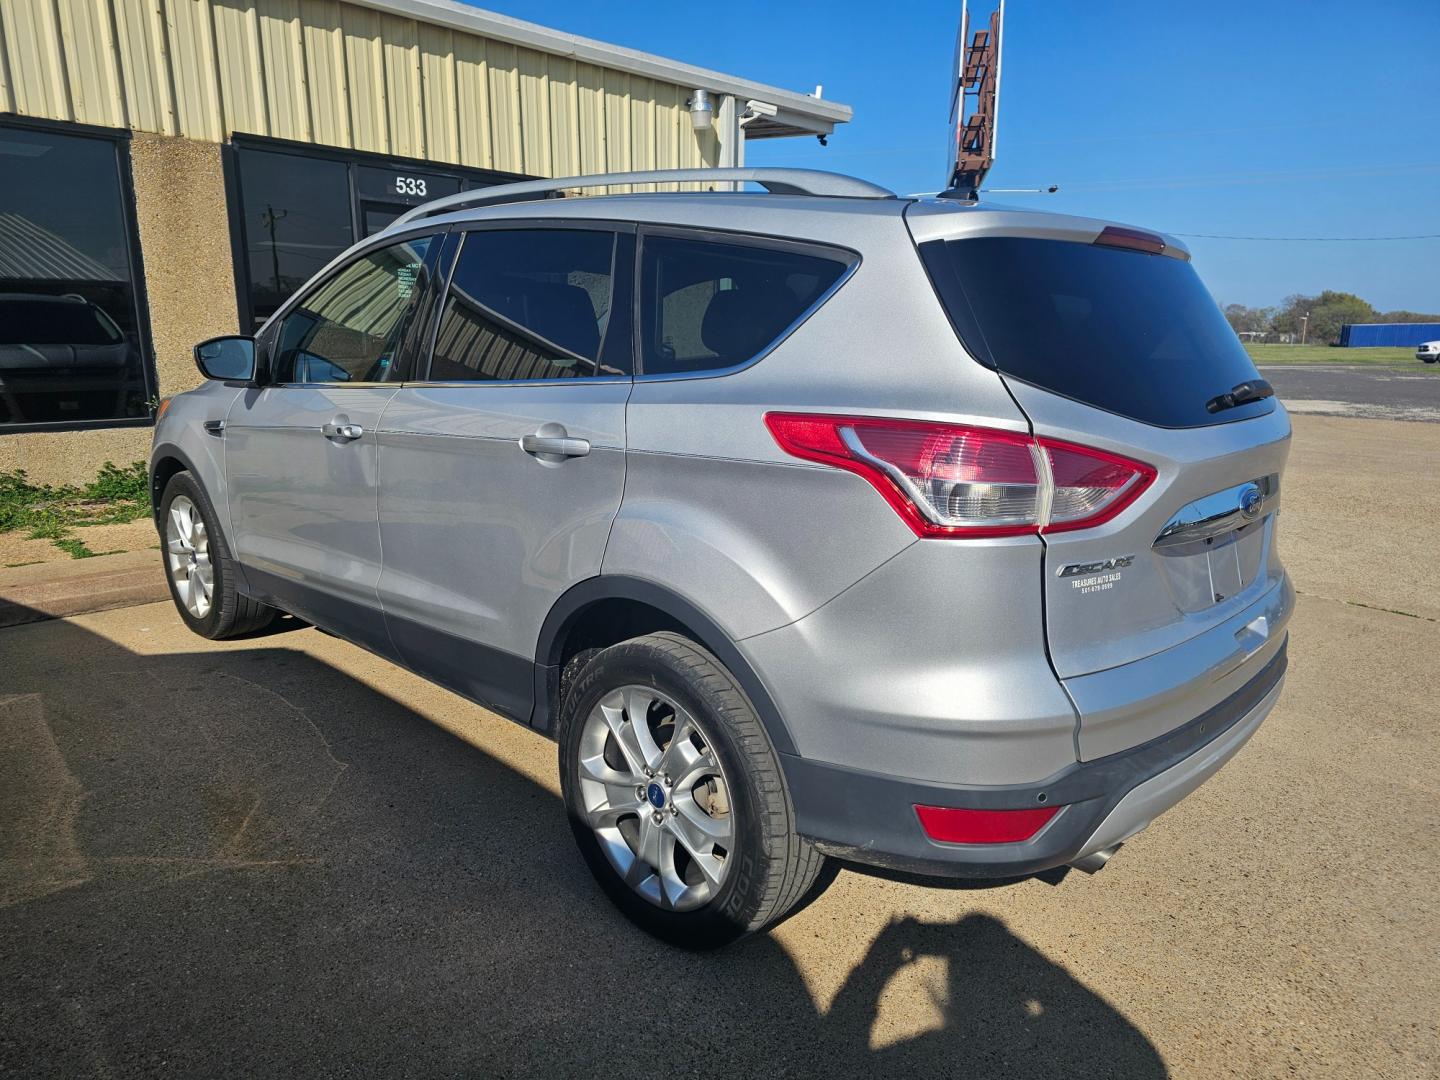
782 639 1286 878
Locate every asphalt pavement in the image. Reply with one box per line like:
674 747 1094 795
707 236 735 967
1 414 1437 1079
1262 363 1440 422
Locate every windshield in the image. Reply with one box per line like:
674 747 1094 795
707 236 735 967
919 236 1274 428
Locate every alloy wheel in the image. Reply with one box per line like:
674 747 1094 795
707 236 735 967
576 685 735 911
165 494 214 619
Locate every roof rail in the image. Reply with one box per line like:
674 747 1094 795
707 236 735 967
391 168 895 227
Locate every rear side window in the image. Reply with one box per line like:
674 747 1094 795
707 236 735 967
919 237 1273 428
430 229 624 381
639 234 850 376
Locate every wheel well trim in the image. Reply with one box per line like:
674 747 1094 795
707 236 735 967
532 576 797 756
149 443 202 524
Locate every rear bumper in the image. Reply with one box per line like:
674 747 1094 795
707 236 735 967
782 639 1286 878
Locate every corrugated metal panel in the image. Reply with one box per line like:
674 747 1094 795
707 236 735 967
1341 323 1440 348
0 0 724 177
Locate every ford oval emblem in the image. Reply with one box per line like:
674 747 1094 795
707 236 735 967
646 782 666 809
1239 486 1263 519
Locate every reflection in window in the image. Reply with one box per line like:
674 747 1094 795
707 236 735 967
273 238 432 384
235 148 353 327
431 230 617 382
0 123 149 428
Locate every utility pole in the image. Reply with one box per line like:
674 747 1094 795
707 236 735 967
1300 311 1310 345
261 204 288 296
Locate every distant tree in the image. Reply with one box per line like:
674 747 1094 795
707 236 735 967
1272 291 1376 345
1374 309 1440 324
1223 303 1274 336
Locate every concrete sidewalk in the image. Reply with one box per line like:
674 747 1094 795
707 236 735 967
0 549 167 629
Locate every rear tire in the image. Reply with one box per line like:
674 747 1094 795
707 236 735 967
159 471 276 639
558 631 825 949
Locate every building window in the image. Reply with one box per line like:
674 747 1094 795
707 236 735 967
234 148 354 327
230 139 519 330
0 121 153 430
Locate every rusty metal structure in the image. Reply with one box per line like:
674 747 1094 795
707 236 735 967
946 0 1004 198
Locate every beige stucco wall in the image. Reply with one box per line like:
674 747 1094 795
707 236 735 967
0 132 238 487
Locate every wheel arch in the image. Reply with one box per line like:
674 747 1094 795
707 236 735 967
532 576 797 757
150 443 201 528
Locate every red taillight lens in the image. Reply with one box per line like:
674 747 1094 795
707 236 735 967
765 413 1154 538
915 804 1060 844
1042 438 1157 533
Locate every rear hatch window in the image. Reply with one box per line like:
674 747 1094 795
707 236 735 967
918 236 1274 428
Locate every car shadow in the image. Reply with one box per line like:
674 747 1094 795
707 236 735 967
0 607 1166 1078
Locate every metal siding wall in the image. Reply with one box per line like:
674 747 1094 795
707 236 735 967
0 0 720 177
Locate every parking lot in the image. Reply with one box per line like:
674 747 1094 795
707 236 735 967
2 412 1437 1079
1262 363 1440 423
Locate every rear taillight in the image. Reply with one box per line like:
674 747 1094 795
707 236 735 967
764 413 1155 538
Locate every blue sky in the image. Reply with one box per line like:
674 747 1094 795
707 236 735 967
476 0 1440 313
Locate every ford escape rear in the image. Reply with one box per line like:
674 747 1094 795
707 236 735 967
151 167 1291 948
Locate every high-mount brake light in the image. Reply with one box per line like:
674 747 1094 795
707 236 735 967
1093 225 1167 255
764 414 1155 539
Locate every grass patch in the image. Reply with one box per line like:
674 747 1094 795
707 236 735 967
1244 344 1428 368
1 461 151 558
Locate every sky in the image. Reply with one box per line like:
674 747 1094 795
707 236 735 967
474 0 1440 314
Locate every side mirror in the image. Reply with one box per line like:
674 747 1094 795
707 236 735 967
194 336 256 382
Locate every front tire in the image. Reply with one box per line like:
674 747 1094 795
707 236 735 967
159 472 276 639
558 632 825 948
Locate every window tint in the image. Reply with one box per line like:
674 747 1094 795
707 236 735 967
430 229 620 381
919 237 1273 428
235 148 354 328
639 235 849 376
273 236 433 384
0 123 151 429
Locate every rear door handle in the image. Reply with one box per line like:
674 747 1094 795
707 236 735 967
521 430 590 460
322 421 364 442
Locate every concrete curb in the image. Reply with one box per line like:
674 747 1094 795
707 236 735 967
0 549 168 628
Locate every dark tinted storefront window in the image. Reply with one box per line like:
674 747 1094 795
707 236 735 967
232 141 516 330
235 148 353 326
0 123 151 429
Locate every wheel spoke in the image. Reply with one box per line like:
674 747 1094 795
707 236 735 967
598 693 649 777
623 687 665 769
661 716 718 790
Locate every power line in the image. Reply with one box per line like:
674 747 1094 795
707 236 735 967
1174 232 1440 242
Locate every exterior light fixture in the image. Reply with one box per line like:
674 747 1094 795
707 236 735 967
688 89 713 131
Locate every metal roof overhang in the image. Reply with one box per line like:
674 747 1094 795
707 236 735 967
349 0 852 138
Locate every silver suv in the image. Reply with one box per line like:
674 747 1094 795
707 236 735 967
152 168 1292 948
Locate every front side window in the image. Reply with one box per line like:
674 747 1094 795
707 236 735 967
430 229 621 382
639 234 850 376
0 123 151 429
272 236 433 384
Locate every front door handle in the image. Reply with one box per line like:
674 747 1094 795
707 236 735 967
521 426 590 460
322 421 364 442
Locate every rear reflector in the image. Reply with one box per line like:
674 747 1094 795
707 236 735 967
1093 225 1167 255
765 413 1155 538
915 804 1060 845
